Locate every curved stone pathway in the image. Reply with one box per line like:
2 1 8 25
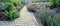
0 5 39 26
19 5 39 26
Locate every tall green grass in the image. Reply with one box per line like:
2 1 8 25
39 10 57 26
4 11 19 20
0 0 25 20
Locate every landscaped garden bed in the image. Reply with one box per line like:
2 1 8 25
27 1 60 26
0 0 25 21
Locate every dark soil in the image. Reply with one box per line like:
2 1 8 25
0 12 5 21
27 8 36 13
0 12 12 21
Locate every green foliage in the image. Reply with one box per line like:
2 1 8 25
32 0 41 2
0 0 25 20
32 0 49 2
0 3 4 12
4 11 19 20
49 0 53 6
0 0 9 2
55 14 60 26
0 0 25 9
29 4 58 26
3 2 19 20
49 0 60 8
3 2 16 12
36 9 58 26
56 0 60 8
